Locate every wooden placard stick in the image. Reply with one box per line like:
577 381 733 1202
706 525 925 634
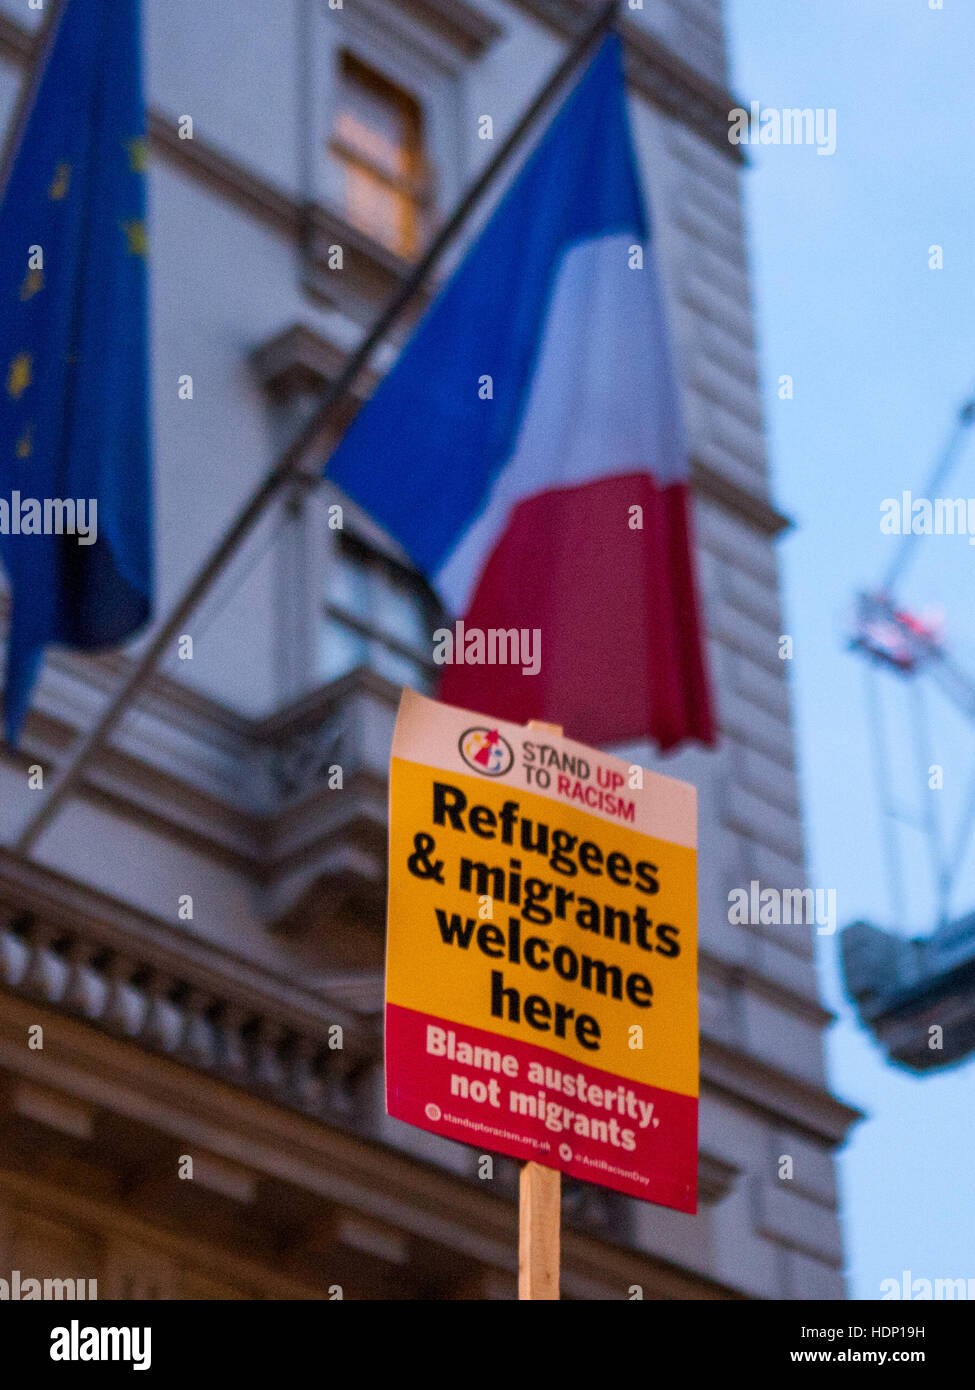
518 718 563 1301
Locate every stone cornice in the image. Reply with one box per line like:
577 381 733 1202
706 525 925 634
297 199 421 323
703 1037 864 1146
705 954 830 1028
507 0 743 162
249 322 378 409
693 456 791 537
372 0 504 58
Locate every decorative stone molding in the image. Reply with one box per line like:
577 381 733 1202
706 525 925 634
692 456 791 537
399 0 504 57
150 115 423 333
297 200 428 326
248 322 382 445
250 323 374 409
353 0 504 59
506 0 744 162
0 898 373 1123
702 1037 863 1146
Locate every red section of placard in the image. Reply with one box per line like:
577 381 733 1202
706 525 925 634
385 1001 697 1212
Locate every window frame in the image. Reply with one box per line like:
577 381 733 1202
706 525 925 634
321 528 442 687
328 50 433 258
310 1 466 258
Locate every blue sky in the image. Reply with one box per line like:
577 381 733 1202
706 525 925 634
725 0 975 1299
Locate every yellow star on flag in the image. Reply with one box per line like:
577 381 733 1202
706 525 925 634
20 268 44 301
126 137 148 173
15 423 33 460
48 162 71 200
6 353 32 400
121 219 148 257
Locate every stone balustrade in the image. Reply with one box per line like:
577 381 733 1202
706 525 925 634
0 908 374 1124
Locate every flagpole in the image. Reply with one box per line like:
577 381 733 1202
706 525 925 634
12 0 621 856
520 717 564 1300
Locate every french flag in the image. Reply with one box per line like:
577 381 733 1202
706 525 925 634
328 35 715 750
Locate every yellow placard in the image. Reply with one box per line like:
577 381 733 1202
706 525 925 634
386 697 698 1099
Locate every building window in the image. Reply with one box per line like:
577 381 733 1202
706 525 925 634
321 532 438 690
329 52 431 258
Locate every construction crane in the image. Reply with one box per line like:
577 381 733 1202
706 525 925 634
841 391 975 1072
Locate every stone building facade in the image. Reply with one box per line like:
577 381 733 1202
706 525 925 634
0 0 859 1299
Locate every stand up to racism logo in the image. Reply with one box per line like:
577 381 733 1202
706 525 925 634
459 727 515 777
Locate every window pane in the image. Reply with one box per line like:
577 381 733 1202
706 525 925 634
335 98 407 181
342 165 413 255
332 53 425 258
337 55 422 179
327 552 370 616
320 620 368 683
372 641 425 688
374 572 427 649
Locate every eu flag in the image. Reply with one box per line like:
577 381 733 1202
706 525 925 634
0 0 152 745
